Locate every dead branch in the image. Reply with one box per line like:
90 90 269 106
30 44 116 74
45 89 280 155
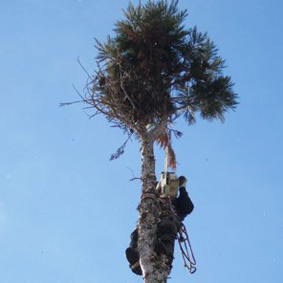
127 167 141 182
77 57 93 81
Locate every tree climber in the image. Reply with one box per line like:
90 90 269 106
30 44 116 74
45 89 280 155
125 175 194 275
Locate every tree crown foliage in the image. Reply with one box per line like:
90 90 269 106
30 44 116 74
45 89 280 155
63 1 238 164
92 0 237 133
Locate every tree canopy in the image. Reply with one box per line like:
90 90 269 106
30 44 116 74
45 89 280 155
90 0 237 134
63 0 238 168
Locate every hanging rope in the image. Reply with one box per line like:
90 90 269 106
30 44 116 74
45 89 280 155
177 222 197 274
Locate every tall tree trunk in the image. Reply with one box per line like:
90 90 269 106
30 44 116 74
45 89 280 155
138 134 171 283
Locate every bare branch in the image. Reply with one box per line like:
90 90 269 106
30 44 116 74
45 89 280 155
129 177 142 182
77 57 93 81
59 100 83 107
127 167 141 182
119 68 137 111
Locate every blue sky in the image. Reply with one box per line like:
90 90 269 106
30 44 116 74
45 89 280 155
0 0 282 282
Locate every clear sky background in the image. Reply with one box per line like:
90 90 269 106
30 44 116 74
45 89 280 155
0 0 282 282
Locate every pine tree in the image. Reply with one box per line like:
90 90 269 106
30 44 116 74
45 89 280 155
65 1 238 282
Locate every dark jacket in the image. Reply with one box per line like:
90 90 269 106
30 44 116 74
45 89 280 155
172 187 194 222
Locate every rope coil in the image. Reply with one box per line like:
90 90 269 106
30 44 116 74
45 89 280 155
177 223 197 274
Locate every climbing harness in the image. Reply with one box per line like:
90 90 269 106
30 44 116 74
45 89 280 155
177 223 197 274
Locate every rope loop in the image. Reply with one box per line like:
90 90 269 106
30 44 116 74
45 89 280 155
177 222 197 274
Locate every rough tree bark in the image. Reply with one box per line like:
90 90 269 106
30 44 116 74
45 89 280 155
138 128 171 283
